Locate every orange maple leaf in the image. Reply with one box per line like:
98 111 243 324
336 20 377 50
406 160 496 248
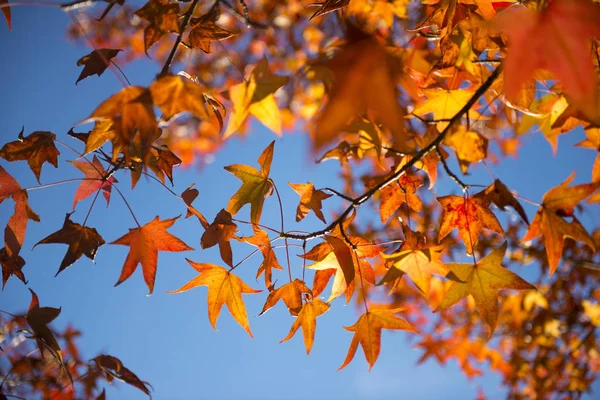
437 194 503 254
435 242 535 336
495 0 600 121
521 173 600 276
201 209 237 268
280 298 330 354
313 26 405 150
238 227 282 288
168 260 261 337
288 182 332 223
339 308 418 370
0 129 60 183
75 49 121 85
259 279 311 316
70 155 116 211
224 141 275 224
0 165 40 256
111 216 193 294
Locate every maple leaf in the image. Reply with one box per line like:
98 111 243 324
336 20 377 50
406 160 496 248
576 128 600 182
0 165 40 255
339 308 418 370
85 86 159 165
148 145 181 185
379 174 423 224
224 140 275 224
168 260 261 337
380 227 447 295
201 209 237 268
435 242 535 336
1 0 10 30
437 194 503 254
224 58 289 137
238 227 282 287
94 355 151 396
443 125 488 173
0 247 26 288
478 179 529 224
149 75 213 121
288 182 332 223
25 289 63 362
188 6 237 53
0 128 60 183
259 279 311 316
34 214 105 276
521 173 600 276
412 89 482 131
75 49 121 84
111 216 193 294
495 0 600 122
280 298 330 354
181 185 209 228
70 155 116 210
313 27 405 150
134 0 180 54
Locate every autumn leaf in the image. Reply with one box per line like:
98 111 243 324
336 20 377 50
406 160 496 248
148 145 181 185
495 0 600 121
0 165 40 255
259 279 311 316
443 125 488 173
576 128 600 182
380 227 447 295
280 298 330 354
94 355 151 396
201 209 237 268
379 174 423 224
238 227 282 287
437 194 503 254
85 86 159 165
168 260 261 337
70 155 116 210
134 0 180 54
435 242 535 336
34 213 105 276
412 89 482 131
224 140 275 224
313 26 405 150
521 173 600 276
477 179 529 224
288 182 332 223
0 247 25 288
0 128 60 183
76 49 121 84
1 0 10 30
25 289 63 362
188 6 237 53
111 216 193 294
224 58 289 137
149 75 213 121
181 185 209 228
339 308 418 370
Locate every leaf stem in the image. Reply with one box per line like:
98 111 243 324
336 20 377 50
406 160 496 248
23 177 98 191
111 184 141 227
272 182 293 282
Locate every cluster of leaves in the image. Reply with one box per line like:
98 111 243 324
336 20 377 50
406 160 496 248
2 0 600 398
0 291 150 399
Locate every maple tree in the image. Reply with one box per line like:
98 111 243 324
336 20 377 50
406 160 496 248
1 0 600 398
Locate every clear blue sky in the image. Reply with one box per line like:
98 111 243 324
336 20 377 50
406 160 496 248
1 5 599 400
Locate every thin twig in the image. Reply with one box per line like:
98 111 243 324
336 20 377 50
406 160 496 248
160 0 201 76
272 182 293 282
322 187 354 202
436 145 469 191
111 184 141 227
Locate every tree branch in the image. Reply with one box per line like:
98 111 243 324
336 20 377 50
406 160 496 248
281 65 503 241
160 0 200 76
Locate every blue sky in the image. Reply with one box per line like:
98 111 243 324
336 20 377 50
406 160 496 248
1 5 599 400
